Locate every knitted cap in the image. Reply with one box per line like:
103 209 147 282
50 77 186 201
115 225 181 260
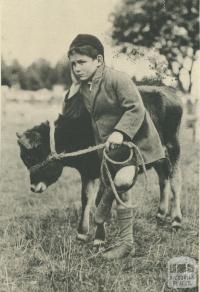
69 34 104 56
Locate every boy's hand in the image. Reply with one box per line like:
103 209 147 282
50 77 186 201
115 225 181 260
105 131 123 150
71 67 80 85
67 67 81 98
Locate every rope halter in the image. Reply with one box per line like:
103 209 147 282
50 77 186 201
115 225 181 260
29 120 148 208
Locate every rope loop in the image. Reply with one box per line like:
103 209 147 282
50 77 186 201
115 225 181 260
103 142 134 166
30 141 148 208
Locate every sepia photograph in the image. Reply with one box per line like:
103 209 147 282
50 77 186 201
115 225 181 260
1 0 199 291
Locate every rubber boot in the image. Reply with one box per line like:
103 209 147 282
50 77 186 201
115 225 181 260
95 187 115 224
102 208 134 259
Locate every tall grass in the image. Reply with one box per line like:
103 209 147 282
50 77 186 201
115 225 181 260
0 101 198 292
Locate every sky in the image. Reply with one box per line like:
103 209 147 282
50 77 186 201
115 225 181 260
1 0 120 67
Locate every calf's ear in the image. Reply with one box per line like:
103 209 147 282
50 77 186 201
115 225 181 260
16 134 32 149
43 120 49 126
16 132 24 146
16 132 21 139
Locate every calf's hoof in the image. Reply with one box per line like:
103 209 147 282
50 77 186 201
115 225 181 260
172 217 182 231
93 239 105 247
76 233 88 242
156 209 167 224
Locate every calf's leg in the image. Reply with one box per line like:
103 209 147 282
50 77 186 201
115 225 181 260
77 177 99 241
93 223 106 246
170 161 182 229
94 181 111 246
167 138 182 229
154 161 171 222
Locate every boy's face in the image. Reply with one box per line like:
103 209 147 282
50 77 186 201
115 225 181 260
69 53 101 81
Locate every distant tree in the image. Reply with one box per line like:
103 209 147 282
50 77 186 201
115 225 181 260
1 58 11 87
1 58 26 88
11 59 28 89
1 57 72 90
25 65 43 91
54 58 71 88
26 59 56 90
111 0 199 91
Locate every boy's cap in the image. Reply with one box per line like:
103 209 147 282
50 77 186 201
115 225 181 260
69 34 104 56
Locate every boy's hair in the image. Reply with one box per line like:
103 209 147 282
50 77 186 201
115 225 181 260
68 45 104 60
68 34 104 59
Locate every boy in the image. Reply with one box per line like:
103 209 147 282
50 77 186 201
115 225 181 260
63 34 165 259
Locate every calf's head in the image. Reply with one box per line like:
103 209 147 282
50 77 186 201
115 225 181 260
17 121 63 192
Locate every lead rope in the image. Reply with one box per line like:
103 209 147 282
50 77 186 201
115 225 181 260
101 142 148 208
31 140 148 208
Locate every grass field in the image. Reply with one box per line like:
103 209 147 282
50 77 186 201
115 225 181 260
0 100 199 292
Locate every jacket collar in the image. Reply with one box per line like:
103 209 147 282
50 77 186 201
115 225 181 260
91 63 105 82
67 64 105 100
89 64 105 112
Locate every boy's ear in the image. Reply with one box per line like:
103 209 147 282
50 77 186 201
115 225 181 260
97 55 103 66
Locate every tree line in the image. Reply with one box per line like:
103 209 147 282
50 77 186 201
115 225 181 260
1 57 72 91
2 0 199 93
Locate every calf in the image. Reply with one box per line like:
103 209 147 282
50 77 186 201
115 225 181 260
17 86 183 245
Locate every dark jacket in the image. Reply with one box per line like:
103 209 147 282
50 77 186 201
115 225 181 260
63 65 165 164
